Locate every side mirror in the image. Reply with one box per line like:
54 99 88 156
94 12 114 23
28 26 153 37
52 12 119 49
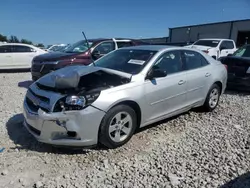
147 68 167 80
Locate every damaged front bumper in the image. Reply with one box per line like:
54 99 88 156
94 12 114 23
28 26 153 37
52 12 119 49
23 99 106 147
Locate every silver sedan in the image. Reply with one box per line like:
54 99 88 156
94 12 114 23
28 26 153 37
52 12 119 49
23 45 227 149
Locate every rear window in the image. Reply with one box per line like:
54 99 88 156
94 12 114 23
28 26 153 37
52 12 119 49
193 40 220 47
233 45 250 57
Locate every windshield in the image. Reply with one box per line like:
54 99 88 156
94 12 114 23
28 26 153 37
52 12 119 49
49 45 66 52
64 40 93 53
233 45 250 57
193 40 220 47
94 49 157 74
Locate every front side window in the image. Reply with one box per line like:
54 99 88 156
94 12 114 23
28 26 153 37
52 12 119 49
182 50 208 70
94 41 115 54
12 45 34 53
0 45 12 53
233 45 250 57
193 40 220 47
153 50 183 75
220 41 234 50
224 41 234 49
94 49 157 74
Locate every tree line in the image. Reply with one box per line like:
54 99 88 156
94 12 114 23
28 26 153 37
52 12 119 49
0 33 45 48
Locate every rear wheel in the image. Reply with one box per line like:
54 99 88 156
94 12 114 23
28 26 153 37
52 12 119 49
98 105 137 149
202 84 221 112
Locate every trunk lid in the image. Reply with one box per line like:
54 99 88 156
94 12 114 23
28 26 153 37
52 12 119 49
220 56 250 77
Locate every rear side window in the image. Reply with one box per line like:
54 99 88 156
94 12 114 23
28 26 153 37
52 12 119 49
12 45 35 53
0 45 12 53
117 42 133 48
182 50 209 70
233 45 250 57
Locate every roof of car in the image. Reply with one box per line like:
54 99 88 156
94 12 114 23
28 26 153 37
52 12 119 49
0 43 36 46
197 38 234 41
121 45 178 51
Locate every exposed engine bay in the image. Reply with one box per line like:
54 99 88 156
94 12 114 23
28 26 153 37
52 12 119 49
77 70 131 94
36 69 131 95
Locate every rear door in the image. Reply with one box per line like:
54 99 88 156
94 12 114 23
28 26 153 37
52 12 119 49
181 50 212 106
12 45 37 68
0 45 13 68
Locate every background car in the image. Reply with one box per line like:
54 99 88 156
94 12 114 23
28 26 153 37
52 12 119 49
23 45 227 149
219 44 250 91
186 39 237 60
30 38 148 81
0 43 47 70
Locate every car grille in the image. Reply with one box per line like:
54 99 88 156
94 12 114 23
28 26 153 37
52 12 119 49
25 89 50 113
32 63 56 73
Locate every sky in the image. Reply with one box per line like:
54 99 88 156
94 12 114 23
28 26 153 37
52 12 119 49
0 0 250 45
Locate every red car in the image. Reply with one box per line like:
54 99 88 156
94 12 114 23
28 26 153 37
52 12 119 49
31 38 148 81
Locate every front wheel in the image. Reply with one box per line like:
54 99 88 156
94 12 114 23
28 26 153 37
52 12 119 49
202 84 221 112
98 105 137 149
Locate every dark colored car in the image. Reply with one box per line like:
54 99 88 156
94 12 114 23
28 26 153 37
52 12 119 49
219 44 250 91
31 38 148 81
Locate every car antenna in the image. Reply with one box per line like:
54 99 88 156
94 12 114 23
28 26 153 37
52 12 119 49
82 31 96 66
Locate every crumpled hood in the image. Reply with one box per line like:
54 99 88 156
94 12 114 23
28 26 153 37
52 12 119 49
37 65 132 89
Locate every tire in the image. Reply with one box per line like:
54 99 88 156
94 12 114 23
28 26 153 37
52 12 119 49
98 104 137 149
32 76 38 81
202 84 221 112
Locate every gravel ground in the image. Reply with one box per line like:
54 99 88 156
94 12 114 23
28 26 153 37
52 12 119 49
1 72 250 188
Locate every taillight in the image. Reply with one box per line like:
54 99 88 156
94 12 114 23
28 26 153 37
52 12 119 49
223 64 228 70
203 50 209 53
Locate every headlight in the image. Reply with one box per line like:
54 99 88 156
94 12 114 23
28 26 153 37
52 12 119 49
42 61 59 65
66 96 86 107
54 92 100 112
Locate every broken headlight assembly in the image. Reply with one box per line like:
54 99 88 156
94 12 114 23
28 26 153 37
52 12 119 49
54 92 100 112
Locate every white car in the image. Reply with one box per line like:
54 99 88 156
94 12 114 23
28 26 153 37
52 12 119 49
0 43 47 69
186 39 237 60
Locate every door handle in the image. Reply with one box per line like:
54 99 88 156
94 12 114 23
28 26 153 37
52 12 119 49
205 73 211 77
178 80 186 85
5 56 11 58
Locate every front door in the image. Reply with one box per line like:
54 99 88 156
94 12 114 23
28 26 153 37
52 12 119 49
144 50 188 123
219 41 236 57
